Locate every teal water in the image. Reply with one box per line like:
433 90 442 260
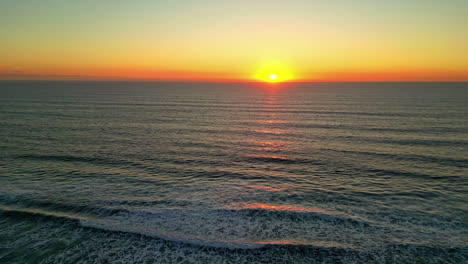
0 81 467 263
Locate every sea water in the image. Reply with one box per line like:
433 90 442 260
0 81 466 263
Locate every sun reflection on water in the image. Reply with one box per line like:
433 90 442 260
228 203 318 213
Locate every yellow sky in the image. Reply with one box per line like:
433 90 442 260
1 1 467 81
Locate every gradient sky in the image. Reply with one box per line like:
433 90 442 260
1 0 467 81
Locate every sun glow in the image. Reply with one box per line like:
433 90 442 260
254 61 293 83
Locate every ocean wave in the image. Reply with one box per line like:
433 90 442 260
323 149 468 169
222 203 371 227
245 155 313 165
18 154 140 168
0 194 126 217
81 219 357 250
0 206 356 250
365 167 464 180
291 122 468 135
0 205 89 224
1 205 466 264
363 137 468 147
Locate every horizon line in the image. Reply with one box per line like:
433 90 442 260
1 79 467 83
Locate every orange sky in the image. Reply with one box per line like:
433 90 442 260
1 1 467 82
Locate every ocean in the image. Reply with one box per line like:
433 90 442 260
0 81 466 263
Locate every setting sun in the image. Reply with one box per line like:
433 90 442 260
254 61 293 83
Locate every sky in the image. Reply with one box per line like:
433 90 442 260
1 0 467 82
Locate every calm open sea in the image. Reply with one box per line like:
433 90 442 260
0 81 467 263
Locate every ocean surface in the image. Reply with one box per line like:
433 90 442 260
0 81 467 263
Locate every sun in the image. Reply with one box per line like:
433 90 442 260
254 61 293 83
